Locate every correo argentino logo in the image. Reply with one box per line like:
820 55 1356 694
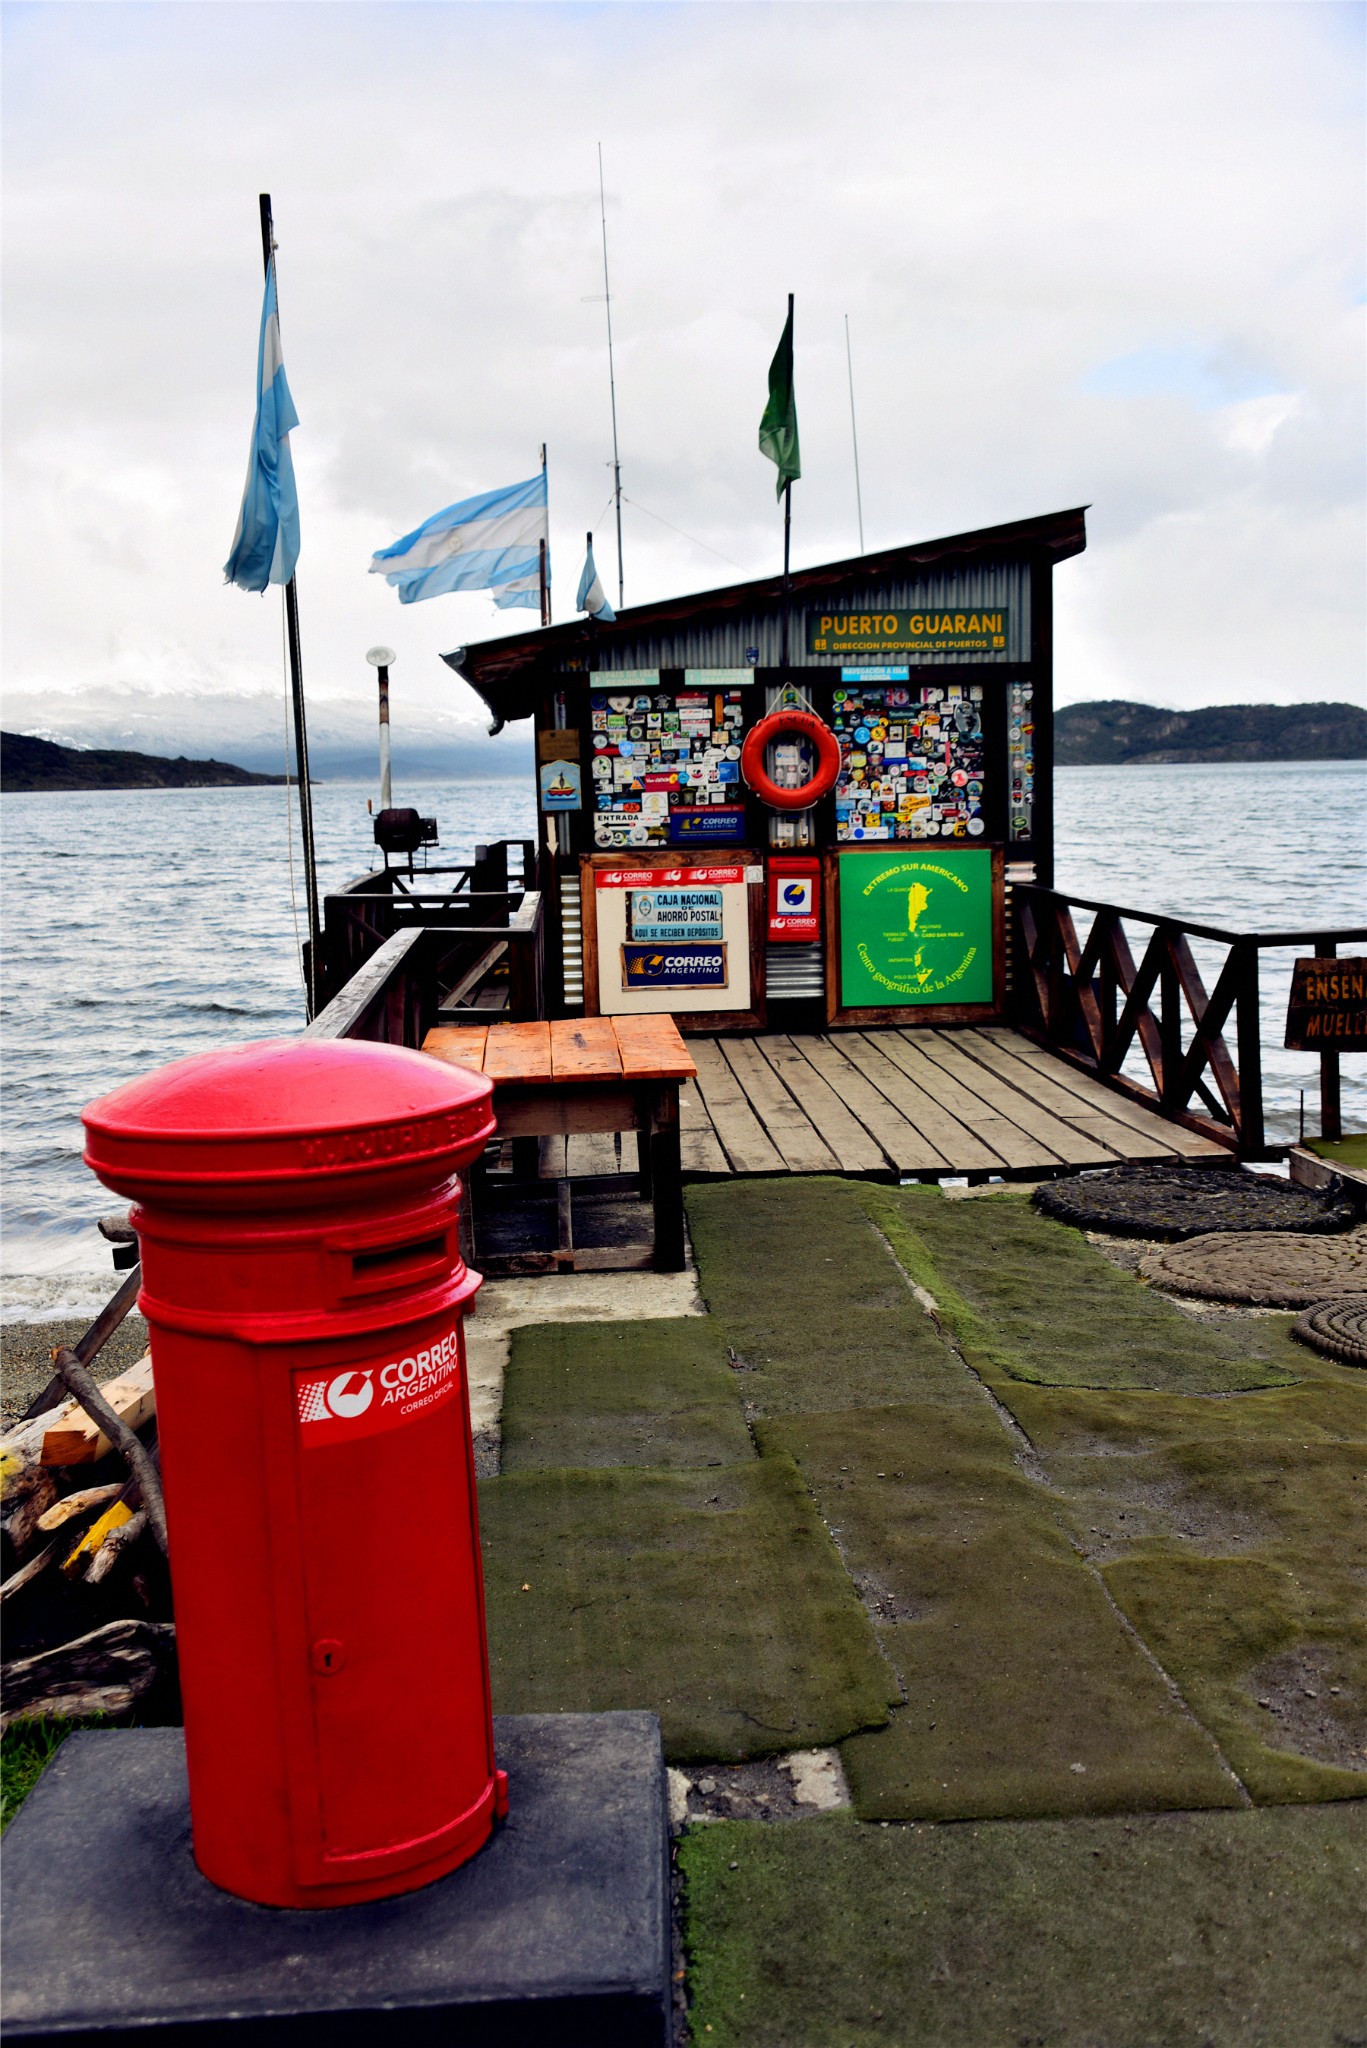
297 1369 375 1425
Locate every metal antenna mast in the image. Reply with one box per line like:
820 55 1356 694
598 143 625 608
845 313 865 553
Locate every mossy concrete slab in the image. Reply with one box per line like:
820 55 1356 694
478 1455 898 1764
679 1805 1367 2047
500 1318 753 1471
687 1180 967 1414
867 1186 1297 1392
760 1408 1238 1820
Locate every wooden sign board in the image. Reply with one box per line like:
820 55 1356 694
1284 957 1367 1052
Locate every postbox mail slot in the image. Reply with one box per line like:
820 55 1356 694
351 1234 448 1281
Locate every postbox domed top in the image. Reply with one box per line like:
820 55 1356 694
83 1038 496 1209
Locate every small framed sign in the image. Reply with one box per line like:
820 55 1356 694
1284 958 1367 1051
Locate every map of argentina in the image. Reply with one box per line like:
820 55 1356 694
838 848 996 1009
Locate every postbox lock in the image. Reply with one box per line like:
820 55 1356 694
311 1638 346 1676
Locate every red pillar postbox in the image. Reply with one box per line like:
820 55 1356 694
82 1037 501 1910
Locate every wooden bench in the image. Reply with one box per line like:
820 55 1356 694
421 1017 697 1273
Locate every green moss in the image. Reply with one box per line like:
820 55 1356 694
757 1407 1235 1820
1104 1554 1367 1804
866 1186 1298 1392
686 1179 969 1415
680 1806 1367 2047
478 1454 897 1762
500 1317 753 1471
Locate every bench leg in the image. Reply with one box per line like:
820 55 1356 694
649 1086 685 1272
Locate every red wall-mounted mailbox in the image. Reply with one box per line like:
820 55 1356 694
767 854 822 943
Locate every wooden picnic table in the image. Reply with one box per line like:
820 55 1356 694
421 1016 696 1272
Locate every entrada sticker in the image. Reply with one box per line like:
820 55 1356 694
295 1324 463 1445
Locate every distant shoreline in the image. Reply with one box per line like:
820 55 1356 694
2 732 288 792
1056 699 1366 766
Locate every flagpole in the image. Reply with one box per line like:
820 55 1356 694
597 145 625 609
781 293 793 666
538 443 551 627
845 313 865 553
258 192 320 1018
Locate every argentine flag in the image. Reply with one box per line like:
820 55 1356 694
576 534 615 622
370 472 548 607
224 265 300 593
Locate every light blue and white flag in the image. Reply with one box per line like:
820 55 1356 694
576 534 615 622
370 472 548 607
224 264 300 593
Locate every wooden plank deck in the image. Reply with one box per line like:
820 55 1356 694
663 1027 1225 1183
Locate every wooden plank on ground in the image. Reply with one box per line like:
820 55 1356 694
421 1025 489 1073
678 1081 729 1176
954 1030 1178 1162
612 1015 697 1082
687 1039 788 1175
756 1037 889 1174
916 1031 1118 1168
977 1028 1228 1160
482 1021 553 1084
874 1032 1060 1172
717 1038 840 1174
792 1037 947 1174
41 1356 156 1469
842 1033 1006 1172
550 1017 622 1081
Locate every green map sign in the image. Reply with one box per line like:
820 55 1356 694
807 609 1009 657
838 848 995 1009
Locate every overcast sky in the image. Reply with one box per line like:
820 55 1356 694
3 0 1363 747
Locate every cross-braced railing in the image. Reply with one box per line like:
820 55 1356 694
1011 885 1365 1159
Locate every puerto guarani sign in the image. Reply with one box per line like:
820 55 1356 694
838 847 995 1009
808 609 1009 657
1285 957 1367 1051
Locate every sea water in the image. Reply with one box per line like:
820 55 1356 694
2 761 1362 1316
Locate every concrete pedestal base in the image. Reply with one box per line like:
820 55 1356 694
1 1713 669 2047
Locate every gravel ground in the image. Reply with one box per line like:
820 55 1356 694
0 1317 150 1428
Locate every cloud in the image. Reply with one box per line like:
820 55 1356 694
2 0 1363 740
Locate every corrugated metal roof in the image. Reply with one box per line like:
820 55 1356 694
446 506 1086 725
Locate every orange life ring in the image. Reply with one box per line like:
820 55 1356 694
739 709 843 812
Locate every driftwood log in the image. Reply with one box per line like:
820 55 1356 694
51 1349 167 1555
0 1618 175 1729
1 1466 59 1560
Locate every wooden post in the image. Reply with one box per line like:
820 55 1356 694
1314 935 1342 1142
1158 932 1181 1111
649 1085 684 1272
1234 939 1265 1158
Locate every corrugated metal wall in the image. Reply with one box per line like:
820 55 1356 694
585 559 1031 671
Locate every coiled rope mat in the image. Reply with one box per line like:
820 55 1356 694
1290 1301 1367 1367
1034 1164 1357 1240
1140 1227 1367 1307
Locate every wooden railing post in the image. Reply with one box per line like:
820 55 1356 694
1313 934 1342 1142
1158 931 1181 1111
1233 940 1264 1158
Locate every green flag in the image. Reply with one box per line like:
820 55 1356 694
758 299 800 500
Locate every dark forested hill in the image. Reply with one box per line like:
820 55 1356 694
1 733 288 792
1055 700 1366 766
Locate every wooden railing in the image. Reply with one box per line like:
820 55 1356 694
1011 885 1365 1159
313 840 541 1021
